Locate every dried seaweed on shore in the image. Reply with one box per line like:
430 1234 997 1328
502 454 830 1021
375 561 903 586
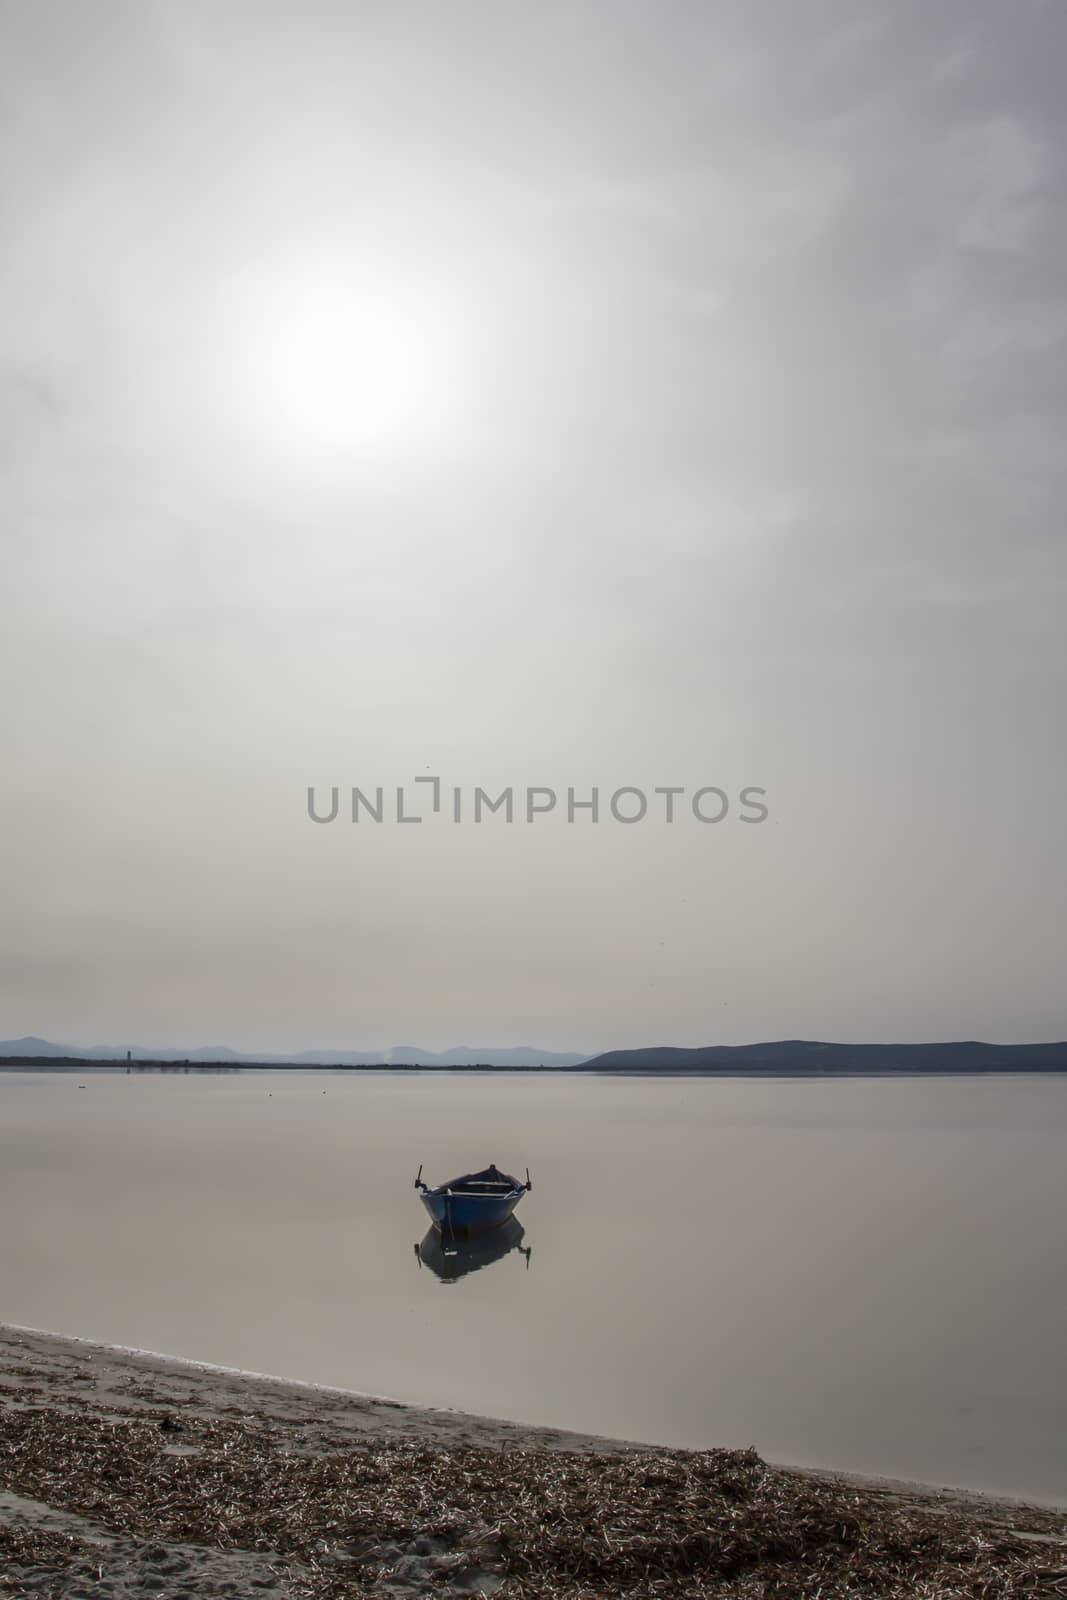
2 1401 1066 1598
0 1519 93 1581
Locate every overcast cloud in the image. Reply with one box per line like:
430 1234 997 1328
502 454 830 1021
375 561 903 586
2 1 1065 1053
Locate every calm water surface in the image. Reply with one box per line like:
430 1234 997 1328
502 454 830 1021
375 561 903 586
2 1071 1065 1503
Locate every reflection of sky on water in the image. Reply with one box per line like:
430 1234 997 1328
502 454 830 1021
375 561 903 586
3 1070 1066 1503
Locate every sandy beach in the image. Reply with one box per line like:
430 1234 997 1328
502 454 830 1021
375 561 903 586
2 1322 1066 1599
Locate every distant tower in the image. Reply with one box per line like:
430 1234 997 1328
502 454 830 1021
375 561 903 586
126 1049 131 1062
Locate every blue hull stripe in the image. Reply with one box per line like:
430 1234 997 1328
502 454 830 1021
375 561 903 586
421 1190 522 1232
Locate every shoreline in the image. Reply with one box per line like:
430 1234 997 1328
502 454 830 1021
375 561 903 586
3 1319 1065 1513
4 1321 1067 1598
1 1320 632 1452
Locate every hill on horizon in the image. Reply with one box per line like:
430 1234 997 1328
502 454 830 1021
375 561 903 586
579 1039 1067 1072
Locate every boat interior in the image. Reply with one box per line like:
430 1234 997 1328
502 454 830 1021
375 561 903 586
440 1178 519 1194
437 1167 520 1194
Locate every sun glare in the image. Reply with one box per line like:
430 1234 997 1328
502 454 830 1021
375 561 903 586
238 266 447 458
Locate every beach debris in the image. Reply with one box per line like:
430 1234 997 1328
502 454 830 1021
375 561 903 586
1 1399 1066 1599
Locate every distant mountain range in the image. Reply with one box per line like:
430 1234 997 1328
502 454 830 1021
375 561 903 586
0 1036 588 1068
3 1036 1066 1073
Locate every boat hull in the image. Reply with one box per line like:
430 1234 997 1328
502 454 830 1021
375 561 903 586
420 1188 522 1234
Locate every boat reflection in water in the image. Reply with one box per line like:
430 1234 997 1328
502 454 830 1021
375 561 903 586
414 1215 531 1283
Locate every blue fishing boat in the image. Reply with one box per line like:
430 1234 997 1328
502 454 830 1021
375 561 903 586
414 1162 531 1237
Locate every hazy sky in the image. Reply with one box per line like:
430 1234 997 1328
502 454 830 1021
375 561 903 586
3 1 1065 1053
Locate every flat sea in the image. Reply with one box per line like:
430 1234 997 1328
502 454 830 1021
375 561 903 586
2 1069 1064 1502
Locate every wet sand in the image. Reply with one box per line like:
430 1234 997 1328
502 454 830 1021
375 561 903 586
2 1320 1065 1598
